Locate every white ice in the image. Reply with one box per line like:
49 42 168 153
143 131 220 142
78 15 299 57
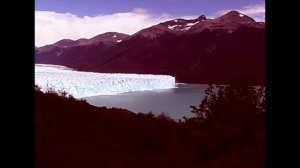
239 14 244 17
35 64 176 98
117 40 122 42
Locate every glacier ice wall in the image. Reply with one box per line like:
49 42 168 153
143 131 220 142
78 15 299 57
35 64 176 98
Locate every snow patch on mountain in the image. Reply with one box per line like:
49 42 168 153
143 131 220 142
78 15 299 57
183 27 191 31
186 21 199 27
35 64 176 98
168 25 178 30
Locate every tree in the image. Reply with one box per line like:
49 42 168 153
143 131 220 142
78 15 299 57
189 79 266 167
190 79 265 129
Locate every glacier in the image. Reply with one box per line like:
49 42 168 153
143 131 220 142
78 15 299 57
35 64 176 98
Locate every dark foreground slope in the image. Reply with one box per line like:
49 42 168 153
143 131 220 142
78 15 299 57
35 87 264 168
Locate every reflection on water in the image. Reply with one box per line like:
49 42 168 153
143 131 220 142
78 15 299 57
84 84 208 120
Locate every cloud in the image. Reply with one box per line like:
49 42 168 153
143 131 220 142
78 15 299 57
35 9 193 47
212 3 265 22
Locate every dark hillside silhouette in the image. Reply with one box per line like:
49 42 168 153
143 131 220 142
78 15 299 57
36 81 265 168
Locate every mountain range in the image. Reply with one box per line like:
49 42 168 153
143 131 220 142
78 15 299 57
35 10 265 85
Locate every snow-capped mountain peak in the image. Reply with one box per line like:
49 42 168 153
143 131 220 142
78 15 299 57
217 10 255 22
132 16 207 39
164 17 204 31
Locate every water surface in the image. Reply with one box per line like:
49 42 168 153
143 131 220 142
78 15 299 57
85 84 208 120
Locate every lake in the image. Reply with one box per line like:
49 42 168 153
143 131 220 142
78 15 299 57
84 83 208 120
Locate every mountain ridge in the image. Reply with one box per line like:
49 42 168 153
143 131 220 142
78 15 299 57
35 10 265 85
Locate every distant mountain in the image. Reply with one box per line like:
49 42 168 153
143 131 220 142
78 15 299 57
35 11 265 85
35 32 129 68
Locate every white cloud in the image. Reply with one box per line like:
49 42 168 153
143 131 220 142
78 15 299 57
35 4 265 47
211 3 265 22
35 9 194 47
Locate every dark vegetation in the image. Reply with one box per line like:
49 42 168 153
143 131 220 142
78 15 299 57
35 81 265 168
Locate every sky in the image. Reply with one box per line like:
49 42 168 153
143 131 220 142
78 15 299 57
35 0 265 47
